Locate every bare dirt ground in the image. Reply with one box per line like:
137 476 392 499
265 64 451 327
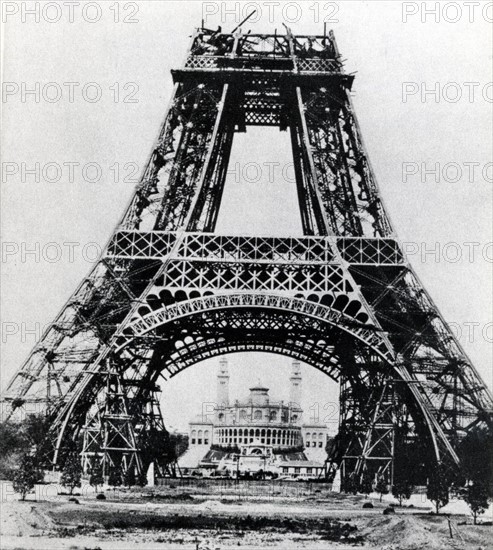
0 482 491 550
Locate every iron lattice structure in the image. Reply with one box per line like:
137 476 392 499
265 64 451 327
1 26 492 484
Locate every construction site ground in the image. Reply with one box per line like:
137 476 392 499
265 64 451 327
0 480 491 550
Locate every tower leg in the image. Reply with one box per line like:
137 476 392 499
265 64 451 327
333 369 396 492
81 361 142 483
134 388 180 479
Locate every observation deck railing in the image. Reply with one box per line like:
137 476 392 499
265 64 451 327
182 31 344 75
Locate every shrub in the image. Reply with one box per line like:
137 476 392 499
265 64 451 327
375 474 389 502
89 461 104 493
12 454 39 501
60 450 83 495
427 464 450 514
462 481 490 525
108 465 123 487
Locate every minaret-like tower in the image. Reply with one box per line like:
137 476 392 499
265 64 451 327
289 360 302 406
217 357 230 407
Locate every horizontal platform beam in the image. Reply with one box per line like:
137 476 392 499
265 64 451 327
172 68 354 88
105 231 405 266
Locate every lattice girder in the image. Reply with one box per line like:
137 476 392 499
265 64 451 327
337 373 396 486
349 263 493 439
106 232 404 265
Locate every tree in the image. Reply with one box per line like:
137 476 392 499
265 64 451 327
458 427 493 495
0 421 25 456
89 461 104 493
108 463 123 487
0 421 26 479
169 432 189 459
392 477 414 506
427 464 450 514
463 481 490 524
24 414 51 455
0 414 53 480
60 450 82 495
137 470 148 487
392 449 415 506
343 473 359 495
376 474 389 502
392 427 416 505
359 469 374 497
12 454 38 501
124 466 136 487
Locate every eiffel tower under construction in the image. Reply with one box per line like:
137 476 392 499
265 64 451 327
1 23 492 486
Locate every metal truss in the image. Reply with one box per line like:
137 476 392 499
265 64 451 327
107 231 404 265
81 361 142 479
350 264 493 439
338 373 396 488
2 25 491 486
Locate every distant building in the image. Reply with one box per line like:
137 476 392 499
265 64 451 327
178 358 330 478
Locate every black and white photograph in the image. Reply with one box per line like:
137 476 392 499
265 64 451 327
0 1 492 549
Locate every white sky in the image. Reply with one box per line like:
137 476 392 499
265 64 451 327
1 1 492 431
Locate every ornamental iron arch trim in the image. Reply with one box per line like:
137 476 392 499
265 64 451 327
51 293 457 469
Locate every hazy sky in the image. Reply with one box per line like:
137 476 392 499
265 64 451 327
1 1 492 431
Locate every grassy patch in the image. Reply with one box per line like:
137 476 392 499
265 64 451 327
50 507 364 544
